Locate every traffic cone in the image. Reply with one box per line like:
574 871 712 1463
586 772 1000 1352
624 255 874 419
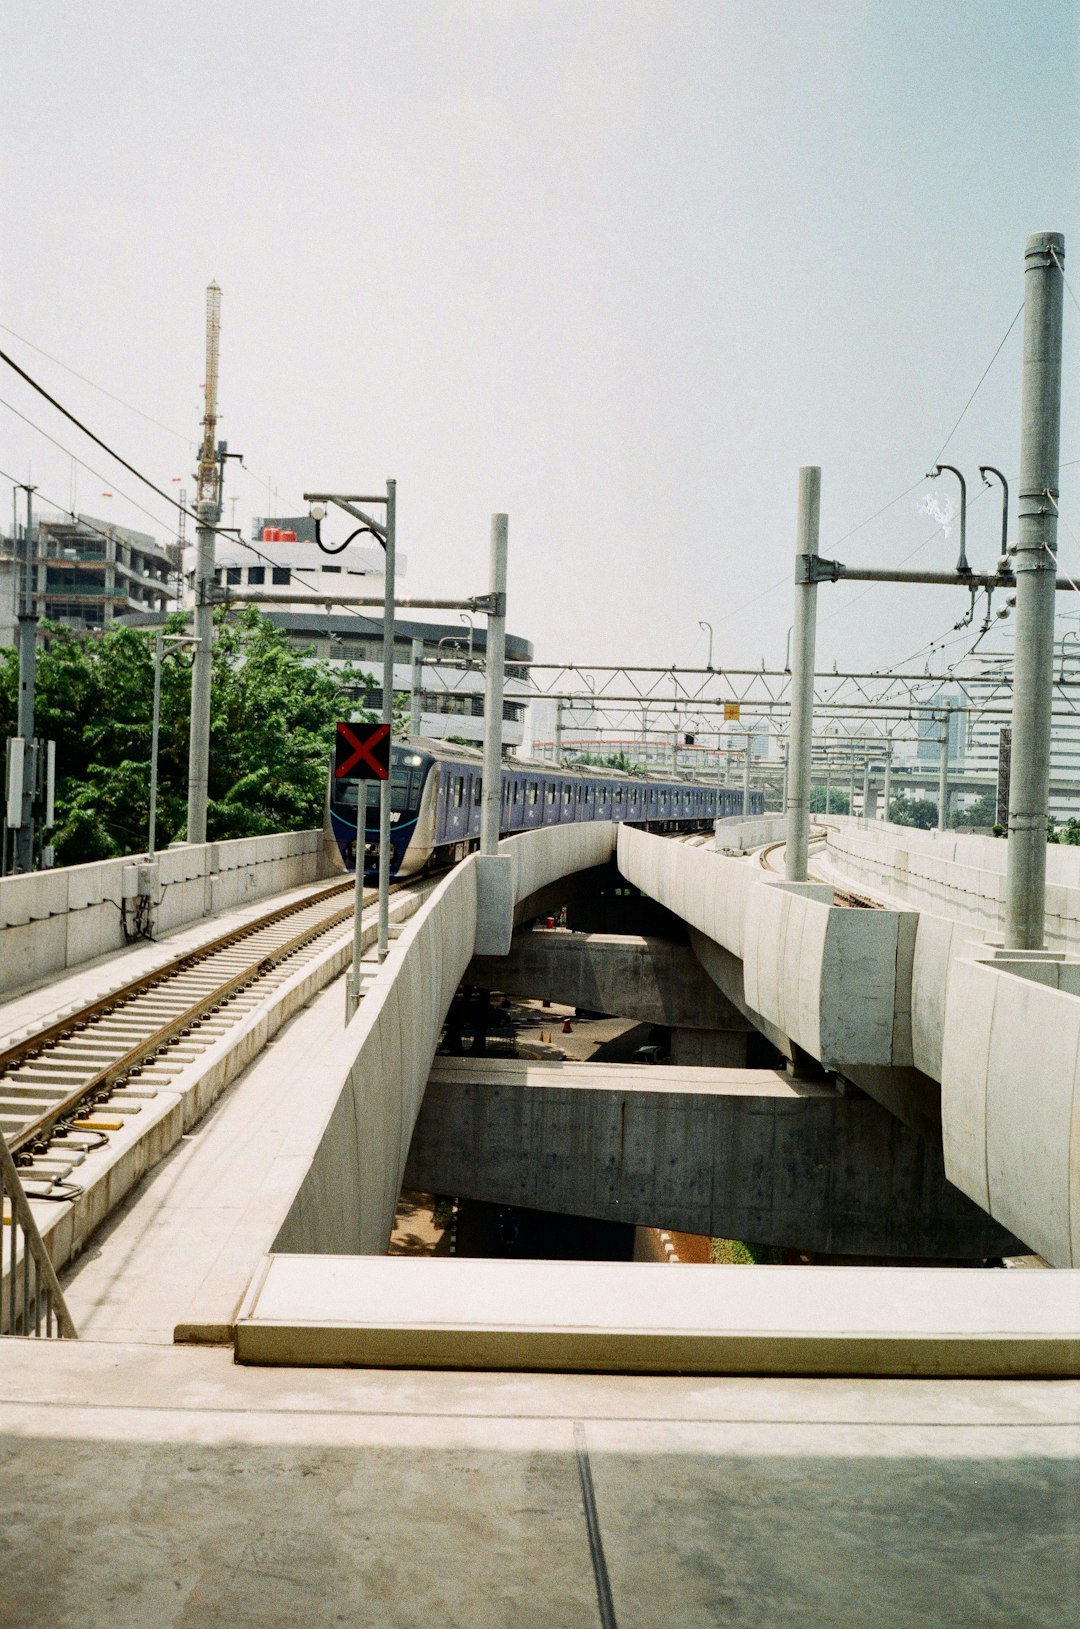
562 1017 573 1034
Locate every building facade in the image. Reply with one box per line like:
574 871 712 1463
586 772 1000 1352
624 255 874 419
0 514 174 642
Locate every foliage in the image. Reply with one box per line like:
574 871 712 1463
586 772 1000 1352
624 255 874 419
952 791 998 830
1060 818 1080 846
888 792 938 829
711 1237 782 1265
0 609 372 864
569 750 642 772
808 786 849 815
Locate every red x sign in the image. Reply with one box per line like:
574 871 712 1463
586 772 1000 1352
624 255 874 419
335 721 391 781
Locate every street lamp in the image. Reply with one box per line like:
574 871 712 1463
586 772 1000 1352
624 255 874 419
305 483 396 1009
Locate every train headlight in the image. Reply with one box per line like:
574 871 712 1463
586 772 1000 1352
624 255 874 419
402 754 423 766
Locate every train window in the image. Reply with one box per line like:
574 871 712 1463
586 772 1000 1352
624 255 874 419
390 767 418 814
547 784 556 805
528 782 538 807
453 776 465 808
563 786 572 805
473 777 483 806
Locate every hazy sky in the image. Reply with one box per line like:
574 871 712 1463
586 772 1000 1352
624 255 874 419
3 0 1078 674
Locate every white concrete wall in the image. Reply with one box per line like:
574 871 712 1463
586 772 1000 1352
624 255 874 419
273 859 480 1257
940 955 1080 1268
272 821 622 1257
618 825 917 1070
822 817 1080 949
0 830 334 995
713 814 789 853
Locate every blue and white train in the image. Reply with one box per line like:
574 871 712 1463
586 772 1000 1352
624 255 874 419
328 738 765 880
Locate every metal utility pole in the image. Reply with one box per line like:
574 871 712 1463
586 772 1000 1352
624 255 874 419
848 749 857 815
480 514 508 856
409 638 424 738
149 629 164 858
553 698 564 767
13 485 37 872
186 282 222 846
742 734 752 817
862 759 871 821
377 481 396 960
883 742 893 823
786 466 821 878
1005 232 1065 948
937 718 949 832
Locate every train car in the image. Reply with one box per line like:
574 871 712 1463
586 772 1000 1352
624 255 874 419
327 737 766 879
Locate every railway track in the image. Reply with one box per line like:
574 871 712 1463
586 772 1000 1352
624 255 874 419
756 835 883 908
0 876 412 1197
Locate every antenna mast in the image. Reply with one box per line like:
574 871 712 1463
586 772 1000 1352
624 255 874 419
196 281 222 505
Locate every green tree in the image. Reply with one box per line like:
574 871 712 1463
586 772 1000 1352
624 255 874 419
952 791 997 830
888 792 938 829
808 786 849 814
0 609 372 864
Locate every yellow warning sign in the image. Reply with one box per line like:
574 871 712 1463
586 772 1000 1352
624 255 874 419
723 703 741 721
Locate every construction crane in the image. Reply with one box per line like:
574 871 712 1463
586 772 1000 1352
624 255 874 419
196 280 221 506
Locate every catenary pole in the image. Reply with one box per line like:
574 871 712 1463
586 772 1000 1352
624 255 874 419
480 514 508 856
148 629 163 857
409 638 423 738
785 465 821 878
14 485 37 872
186 497 218 844
937 718 949 831
377 479 396 962
742 733 752 817
1005 232 1065 948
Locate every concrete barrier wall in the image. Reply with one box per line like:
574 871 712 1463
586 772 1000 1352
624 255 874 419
618 825 917 1070
271 821 623 1257
713 814 789 853
822 817 1080 949
0 830 334 994
940 955 1080 1268
503 820 617 904
272 859 480 1257
619 823 753 957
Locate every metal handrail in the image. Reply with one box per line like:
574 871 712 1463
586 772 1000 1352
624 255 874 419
0 1136 77 1338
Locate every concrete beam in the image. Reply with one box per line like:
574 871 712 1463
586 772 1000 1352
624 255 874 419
404 1058 1020 1258
467 930 750 1031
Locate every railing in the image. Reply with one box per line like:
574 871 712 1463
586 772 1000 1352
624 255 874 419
0 1137 77 1338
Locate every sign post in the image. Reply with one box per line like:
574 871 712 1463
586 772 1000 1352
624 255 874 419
335 719 391 1020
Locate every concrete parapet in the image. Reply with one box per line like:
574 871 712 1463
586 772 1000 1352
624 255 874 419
619 825 917 1072
823 817 1080 949
273 862 480 1257
618 823 752 956
467 930 750 1031
941 952 1080 1266
0 829 334 995
403 1057 1014 1257
235 1255 1079 1375
713 814 789 853
501 820 617 909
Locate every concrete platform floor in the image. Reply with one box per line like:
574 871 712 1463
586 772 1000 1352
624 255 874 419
58 966 356 1343
0 1339 1076 1629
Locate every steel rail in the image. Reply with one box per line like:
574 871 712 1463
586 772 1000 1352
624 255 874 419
0 875 418 1161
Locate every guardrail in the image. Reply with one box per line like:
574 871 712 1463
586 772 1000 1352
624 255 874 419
0 1137 77 1338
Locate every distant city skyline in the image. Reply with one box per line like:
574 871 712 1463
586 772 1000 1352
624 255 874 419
2 1 1077 678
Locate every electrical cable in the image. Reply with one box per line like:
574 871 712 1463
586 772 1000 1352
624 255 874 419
929 302 1024 468
0 321 197 446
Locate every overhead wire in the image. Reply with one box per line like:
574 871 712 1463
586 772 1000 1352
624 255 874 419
929 303 1024 468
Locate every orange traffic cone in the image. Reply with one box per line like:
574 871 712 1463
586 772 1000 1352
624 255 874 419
562 1017 573 1034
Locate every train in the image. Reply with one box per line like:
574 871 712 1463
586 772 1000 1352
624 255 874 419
328 737 765 880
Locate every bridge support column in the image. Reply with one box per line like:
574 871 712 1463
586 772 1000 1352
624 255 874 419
668 1028 748 1067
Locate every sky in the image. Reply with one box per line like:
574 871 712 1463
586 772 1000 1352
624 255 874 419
2 0 1078 676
